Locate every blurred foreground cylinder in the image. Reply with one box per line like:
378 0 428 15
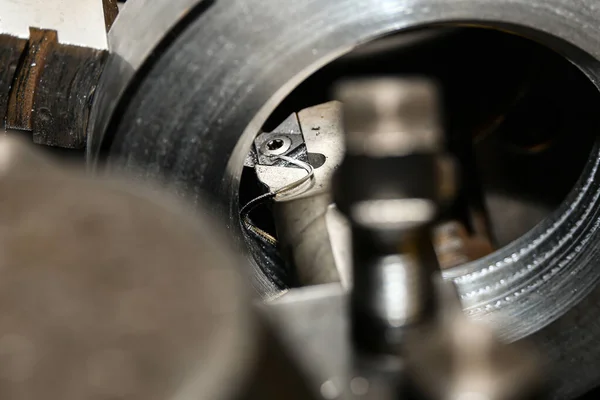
334 78 452 356
0 137 315 400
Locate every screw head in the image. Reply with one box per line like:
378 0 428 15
261 136 292 156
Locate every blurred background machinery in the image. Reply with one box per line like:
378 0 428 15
3 0 600 398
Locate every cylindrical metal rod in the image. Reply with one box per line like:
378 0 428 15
334 77 452 355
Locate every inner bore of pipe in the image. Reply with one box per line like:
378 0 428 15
239 26 600 287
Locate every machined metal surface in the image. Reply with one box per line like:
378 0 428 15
404 281 544 400
336 78 442 158
326 206 352 288
262 285 350 397
265 282 543 400
87 0 213 162
273 194 340 286
88 0 600 397
334 77 449 356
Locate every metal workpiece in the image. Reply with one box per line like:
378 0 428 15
0 0 114 148
351 229 440 355
336 78 442 158
404 283 543 400
326 205 353 288
0 137 316 400
264 284 416 400
333 77 451 357
274 193 341 286
334 153 453 231
333 79 455 234
90 0 600 396
87 0 214 162
262 285 352 398
262 282 542 400
264 284 398 400
333 78 454 232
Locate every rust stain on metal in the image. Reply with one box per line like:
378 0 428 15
103 0 119 31
0 35 27 127
434 220 494 269
6 28 58 131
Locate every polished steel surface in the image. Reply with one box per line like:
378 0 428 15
88 0 600 397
